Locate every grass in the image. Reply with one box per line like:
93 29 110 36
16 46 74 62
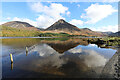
1 26 41 37
39 32 70 37
88 37 120 47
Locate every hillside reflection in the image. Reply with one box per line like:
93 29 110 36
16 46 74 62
2 38 89 56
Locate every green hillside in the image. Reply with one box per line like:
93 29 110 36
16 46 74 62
0 26 41 37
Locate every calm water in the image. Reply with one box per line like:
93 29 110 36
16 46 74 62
1 38 117 78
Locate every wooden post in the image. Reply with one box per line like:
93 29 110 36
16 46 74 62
26 47 28 52
26 47 28 56
10 54 13 63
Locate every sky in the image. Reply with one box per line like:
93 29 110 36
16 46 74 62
1 2 118 32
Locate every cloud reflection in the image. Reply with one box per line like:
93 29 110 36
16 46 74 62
68 48 108 67
68 48 82 54
81 50 108 67
30 44 65 68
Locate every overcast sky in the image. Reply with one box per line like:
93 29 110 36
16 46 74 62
1 2 118 32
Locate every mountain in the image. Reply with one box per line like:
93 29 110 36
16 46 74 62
1 21 40 31
45 19 81 32
45 19 105 36
102 31 113 35
81 28 92 31
36 28 45 31
109 31 120 37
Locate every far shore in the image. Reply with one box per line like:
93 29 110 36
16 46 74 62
0 36 105 39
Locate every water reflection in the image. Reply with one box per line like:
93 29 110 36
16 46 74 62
26 50 28 56
2 38 117 78
11 63 13 70
68 48 107 67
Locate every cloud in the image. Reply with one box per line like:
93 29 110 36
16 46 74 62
6 17 11 20
81 3 117 24
13 17 22 21
69 19 83 26
36 15 54 28
0 22 6 25
90 25 118 32
77 4 80 8
66 11 70 16
12 17 37 27
6 3 69 28
12 16 55 28
103 0 119 2
30 2 70 28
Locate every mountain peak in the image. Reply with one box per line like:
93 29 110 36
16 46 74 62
82 28 92 31
45 19 81 32
57 19 66 24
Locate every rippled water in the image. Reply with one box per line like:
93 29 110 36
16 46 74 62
1 38 117 78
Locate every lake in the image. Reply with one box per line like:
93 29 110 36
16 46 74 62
1 37 117 78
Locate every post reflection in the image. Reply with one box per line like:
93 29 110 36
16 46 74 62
11 63 13 70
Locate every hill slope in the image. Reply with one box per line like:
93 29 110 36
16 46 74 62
0 25 41 37
109 31 120 37
2 21 40 31
102 31 113 35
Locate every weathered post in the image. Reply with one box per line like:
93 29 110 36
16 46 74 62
10 54 13 63
26 47 28 56
26 47 28 52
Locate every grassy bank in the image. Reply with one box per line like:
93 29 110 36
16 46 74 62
88 37 120 47
39 32 70 37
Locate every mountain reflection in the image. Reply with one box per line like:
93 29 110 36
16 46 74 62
42 38 89 53
47 43 79 53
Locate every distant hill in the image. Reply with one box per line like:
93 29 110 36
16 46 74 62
1 21 41 37
109 31 120 37
81 28 92 31
102 31 113 35
45 19 105 36
36 28 45 31
2 21 40 31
